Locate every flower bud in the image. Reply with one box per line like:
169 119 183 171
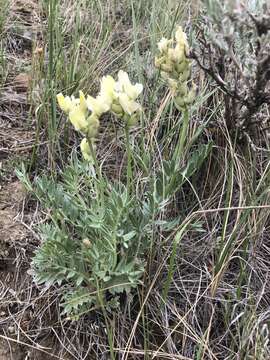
57 93 72 114
158 37 171 53
184 85 196 105
174 96 186 108
82 238 91 247
174 45 185 62
69 107 89 133
176 60 189 74
161 62 173 72
111 103 124 117
179 66 191 82
167 48 176 62
177 83 188 96
79 91 88 113
87 115 100 139
168 78 178 94
80 138 92 161
168 46 184 63
175 26 189 55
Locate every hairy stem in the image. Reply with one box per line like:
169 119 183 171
125 124 133 195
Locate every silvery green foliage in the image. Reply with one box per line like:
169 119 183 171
29 169 150 317
193 0 270 141
16 142 211 319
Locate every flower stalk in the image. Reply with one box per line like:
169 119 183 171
155 26 196 162
125 124 133 195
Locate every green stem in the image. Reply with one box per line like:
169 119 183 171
125 125 132 195
174 107 189 162
87 136 105 206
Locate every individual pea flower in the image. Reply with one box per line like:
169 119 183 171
86 95 110 117
118 93 141 115
80 138 94 162
86 75 116 118
99 75 116 104
112 70 143 124
158 37 172 54
167 78 179 95
68 91 90 133
87 113 100 139
115 70 143 100
175 26 189 55
69 108 88 132
57 91 90 133
56 93 78 114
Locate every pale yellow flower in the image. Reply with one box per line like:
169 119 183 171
118 93 141 115
158 37 171 53
79 90 88 113
100 75 116 103
80 138 92 161
69 107 89 132
87 114 100 138
86 95 110 117
175 26 189 55
168 45 185 63
57 93 74 114
167 78 178 94
115 70 143 100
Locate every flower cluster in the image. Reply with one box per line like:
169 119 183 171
155 26 196 110
57 71 143 160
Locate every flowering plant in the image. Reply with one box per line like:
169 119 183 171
16 26 212 319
